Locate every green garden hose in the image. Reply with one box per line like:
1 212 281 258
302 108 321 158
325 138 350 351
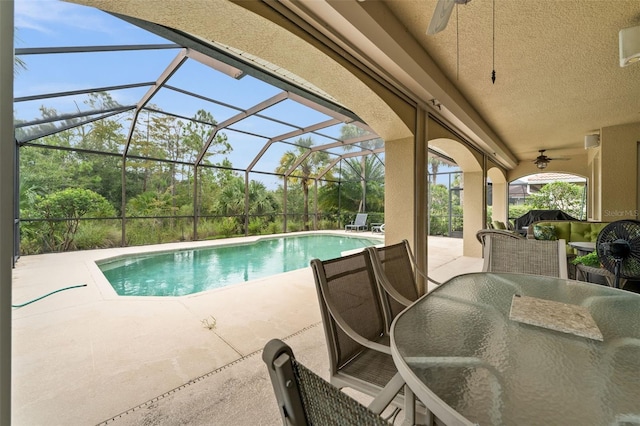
12 284 87 308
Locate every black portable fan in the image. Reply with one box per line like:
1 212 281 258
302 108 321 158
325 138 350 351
596 220 640 288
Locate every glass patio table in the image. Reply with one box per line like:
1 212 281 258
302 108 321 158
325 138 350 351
390 272 640 426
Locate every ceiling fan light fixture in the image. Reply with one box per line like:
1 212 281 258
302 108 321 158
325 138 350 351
536 161 548 170
619 25 640 67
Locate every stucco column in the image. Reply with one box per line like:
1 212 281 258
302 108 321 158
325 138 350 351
600 122 640 221
491 180 508 226
0 1 14 423
385 136 415 247
463 171 484 257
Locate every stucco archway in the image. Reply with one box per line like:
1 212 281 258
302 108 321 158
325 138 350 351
429 134 484 257
488 165 509 228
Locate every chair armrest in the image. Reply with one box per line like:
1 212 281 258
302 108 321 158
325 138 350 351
403 240 442 286
367 247 415 307
320 288 392 355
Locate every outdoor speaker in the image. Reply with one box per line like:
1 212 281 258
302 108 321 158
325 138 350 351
585 134 600 149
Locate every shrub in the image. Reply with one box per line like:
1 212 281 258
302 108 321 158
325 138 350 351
318 219 337 230
197 219 217 240
74 221 120 250
33 188 116 252
572 251 600 267
266 221 282 235
216 217 237 237
248 217 265 235
287 221 302 232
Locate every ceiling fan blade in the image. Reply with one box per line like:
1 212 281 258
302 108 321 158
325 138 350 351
427 0 456 35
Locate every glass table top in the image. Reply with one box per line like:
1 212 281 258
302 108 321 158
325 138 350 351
391 272 640 426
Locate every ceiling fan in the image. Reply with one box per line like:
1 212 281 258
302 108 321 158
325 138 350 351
532 150 569 170
427 0 472 35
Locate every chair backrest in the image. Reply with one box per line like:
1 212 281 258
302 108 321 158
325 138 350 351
310 251 388 375
263 339 390 426
354 213 368 226
367 240 420 323
476 228 525 247
482 236 568 278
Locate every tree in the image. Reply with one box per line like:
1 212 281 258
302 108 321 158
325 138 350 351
14 28 27 76
339 124 384 212
276 137 331 230
33 188 116 251
428 155 447 185
528 181 585 219
428 183 449 235
323 156 384 213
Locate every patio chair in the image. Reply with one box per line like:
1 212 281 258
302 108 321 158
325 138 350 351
310 251 419 422
371 223 385 233
345 213 368 231
482 235 568 278
476 228 525 247
367 240 441 324
263 338 392 426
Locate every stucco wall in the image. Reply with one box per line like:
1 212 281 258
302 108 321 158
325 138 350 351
488 166 508 226
600 122 640 221
385 137 416 247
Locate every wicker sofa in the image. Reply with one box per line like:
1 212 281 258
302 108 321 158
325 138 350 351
526 220 610 279
526 220 610 255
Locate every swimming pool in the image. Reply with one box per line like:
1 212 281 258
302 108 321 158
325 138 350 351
98 234 382 296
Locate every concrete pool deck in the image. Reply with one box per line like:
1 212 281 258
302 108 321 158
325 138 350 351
11 232 481 425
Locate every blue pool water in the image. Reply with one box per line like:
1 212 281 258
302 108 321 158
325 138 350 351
99 234 381 296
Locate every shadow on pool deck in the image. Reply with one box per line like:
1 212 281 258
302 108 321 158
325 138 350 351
11 233 480 425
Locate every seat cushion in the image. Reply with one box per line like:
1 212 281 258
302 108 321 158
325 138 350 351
570 222 608 242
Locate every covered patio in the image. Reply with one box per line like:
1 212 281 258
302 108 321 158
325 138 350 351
3 1 640 423
11 234 479 425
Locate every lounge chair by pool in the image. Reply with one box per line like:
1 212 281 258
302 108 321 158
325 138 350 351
345 213 368 232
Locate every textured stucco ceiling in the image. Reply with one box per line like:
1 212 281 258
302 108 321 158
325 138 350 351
386 0 640 161
68 0 640 168
68 0 413 142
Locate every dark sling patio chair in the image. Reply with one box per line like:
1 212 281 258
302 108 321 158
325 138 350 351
310 251 420 423
367 240 441 324
263 338 392 426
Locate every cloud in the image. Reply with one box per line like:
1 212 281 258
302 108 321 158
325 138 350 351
15 0 112 36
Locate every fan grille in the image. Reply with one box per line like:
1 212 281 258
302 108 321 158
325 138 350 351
596 220 640 279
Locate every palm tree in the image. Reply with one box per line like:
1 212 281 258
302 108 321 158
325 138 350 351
276 137 330 230
323 156 384 213
428 155 446 185
339 124 384 212
15 28 27 76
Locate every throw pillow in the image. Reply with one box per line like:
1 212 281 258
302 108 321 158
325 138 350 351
493 221 507 230
533 225 557 240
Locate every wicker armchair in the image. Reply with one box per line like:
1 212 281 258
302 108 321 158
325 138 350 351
575 264 627 288
482 236 568 278
263 339 391 426
476 229 525 247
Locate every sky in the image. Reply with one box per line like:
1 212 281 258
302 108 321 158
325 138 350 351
13 0 469 189
13 0 371 188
